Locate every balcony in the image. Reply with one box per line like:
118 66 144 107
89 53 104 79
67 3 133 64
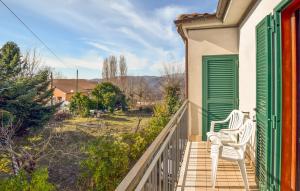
177 142 258 191
116 101 258 191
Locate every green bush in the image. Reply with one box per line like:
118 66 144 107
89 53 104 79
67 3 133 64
92 82 127 113
165 85 181 115
69 93 91 117
0 168 55 191
79 136 129 191
122 133 147 163
142 103 169 143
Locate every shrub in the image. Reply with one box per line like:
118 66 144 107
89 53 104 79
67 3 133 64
0 168 55 191
69 93 91 117
79 135 129 191
92 82 127 113
53 111 71 121
142 103 169 143
165 85 181 115
122 133 147 163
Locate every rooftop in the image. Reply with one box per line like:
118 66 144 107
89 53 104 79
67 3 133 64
53 79 98 93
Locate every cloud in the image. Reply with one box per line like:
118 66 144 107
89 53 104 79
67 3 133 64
4 0 189 77
121 51 149 72
86 41 117 53
42 50 103 70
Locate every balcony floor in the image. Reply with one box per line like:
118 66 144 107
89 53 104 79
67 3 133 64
177 142 258 191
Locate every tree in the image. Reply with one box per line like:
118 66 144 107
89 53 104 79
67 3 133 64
69 93 91 117
21 49 41 78
165 86 181 115
119 55 127 91
108 55 117 82
102 58 109 81
0 42 58 135
92 82 127 113
125 77 135 108
119 55 127 77
134 77 152 109
161 63 183 113
162 63 185 98
0 42 22 81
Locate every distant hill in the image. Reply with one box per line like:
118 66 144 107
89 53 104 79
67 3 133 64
90 74 185 100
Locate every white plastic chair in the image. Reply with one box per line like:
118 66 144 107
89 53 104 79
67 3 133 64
207 119 255 190
206 110 244 150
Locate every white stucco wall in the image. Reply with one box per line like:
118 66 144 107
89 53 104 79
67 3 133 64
187 27 239 139
238 0 282 161
238 0 282 113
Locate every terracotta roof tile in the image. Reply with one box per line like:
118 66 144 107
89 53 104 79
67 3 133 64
174 13 216 25
53 79 97 93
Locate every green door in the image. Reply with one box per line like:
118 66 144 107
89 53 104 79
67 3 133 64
202 55 239 140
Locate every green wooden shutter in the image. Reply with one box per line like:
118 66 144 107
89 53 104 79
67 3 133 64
256 15 272 190
202 55 239 140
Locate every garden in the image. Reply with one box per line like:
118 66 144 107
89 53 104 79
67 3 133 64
0 42 183 190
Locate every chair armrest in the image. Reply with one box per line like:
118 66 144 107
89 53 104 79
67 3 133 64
207 133 223 146
220 128 239 132
212 119 230 124
219 128 240 136
226 142 245 149
210 117 231 132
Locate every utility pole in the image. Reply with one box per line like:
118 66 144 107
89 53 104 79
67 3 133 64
50 72 53 106
76 69 79 93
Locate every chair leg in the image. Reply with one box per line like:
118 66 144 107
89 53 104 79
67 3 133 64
211 145 219 189
206 140 209 152
238 159 249 191
211 156 218 189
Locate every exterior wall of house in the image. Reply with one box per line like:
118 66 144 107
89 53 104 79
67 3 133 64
65 93 74 102
53 88 66 102
187 27 239 140
238 0 282 162
53 88 91 103
239 0 281 112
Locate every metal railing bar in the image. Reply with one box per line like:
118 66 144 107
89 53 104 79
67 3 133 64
135 124 177 190
116 100 188 191
163 149 168 191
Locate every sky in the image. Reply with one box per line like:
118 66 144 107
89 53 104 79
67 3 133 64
0 0 218 79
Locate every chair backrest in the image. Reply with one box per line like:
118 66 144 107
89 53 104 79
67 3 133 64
228 110 244 129
238 119 255 151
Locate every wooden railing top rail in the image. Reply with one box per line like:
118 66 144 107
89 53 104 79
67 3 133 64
115 100 188 191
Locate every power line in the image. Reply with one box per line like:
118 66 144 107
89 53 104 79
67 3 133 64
0 0 77 69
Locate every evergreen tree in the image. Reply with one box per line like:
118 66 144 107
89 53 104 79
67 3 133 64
0 41 58 135
0 42 22 81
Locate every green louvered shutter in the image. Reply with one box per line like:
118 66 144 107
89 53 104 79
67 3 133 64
202 55 239 140
256 15 272 190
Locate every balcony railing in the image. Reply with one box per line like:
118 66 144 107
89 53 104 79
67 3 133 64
116 100 188 191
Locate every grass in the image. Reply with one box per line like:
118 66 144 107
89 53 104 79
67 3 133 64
0 111 152 191
60 111 151 137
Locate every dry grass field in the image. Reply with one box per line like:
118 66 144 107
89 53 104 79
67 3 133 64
1 111 152 191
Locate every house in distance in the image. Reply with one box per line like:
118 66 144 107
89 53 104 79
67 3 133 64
52 79 97 103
